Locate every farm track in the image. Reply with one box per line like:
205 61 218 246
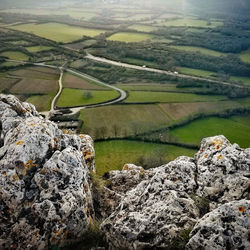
4 55 250 119
4 59 127 118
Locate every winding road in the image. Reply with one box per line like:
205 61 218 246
5 59 127 118
86 54 250 90
4 54 250 119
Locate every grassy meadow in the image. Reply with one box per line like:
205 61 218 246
156 18 223 28
128 24 158 32
239 48 250 64
177 67 216 78
26 46 53 53
79 104 172 138
57 88 119 107
11 22 107 43
107 32 153 42
95 140 196 175
171 45 226 57
170 115 250 148
0 51 29 61
125 91 228 103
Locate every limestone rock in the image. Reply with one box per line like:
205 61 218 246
0 94 95 249
100 157 200 249
187 200 250 250
195 135 250 208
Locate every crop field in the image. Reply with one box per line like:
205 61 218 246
0 77 18 92
26 94 54 112
1 8 98 20
170 45 226 57
1 62 22 67
230 76 250 86
0 51 29 61
79 104 172 138
170 115 250 148
10 78 57 94
159 101 242 120
107 32 153 42
11 22 107 43
63 73 107 90
10 67 59 80
95 140 196 175
115 83 179 92
125 91 228 103
26 46 53 53
57 88 119 107
65 40 96 50
177 67 216 78
239 48 250 64
128 24 158 32
156 18 223 28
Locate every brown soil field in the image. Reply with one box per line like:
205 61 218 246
10 78 57 94
0 77 19 92
10 67 59 80
63 73 107 90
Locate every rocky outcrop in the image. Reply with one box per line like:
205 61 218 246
101 136 250 249
186 200 250 250
0 95 95 249
1 95 249 250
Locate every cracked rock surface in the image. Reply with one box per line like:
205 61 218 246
101 136 250 249
0 95 95 249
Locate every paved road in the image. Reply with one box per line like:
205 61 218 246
86 54 249 89
4 59 127 117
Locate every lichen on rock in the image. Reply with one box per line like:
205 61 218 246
0 94 95 249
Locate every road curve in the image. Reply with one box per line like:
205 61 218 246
85 54 250 90
4 59 127 117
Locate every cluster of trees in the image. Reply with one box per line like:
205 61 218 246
91 40 250 77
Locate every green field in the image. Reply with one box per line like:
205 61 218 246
107 32 153 42
170 116 250 148
1 8 97 20
1 62 21 67
0 51 29 61
156 18 223 28
115 83 179 92
171 45 226 57
57 88 119 107
128 24 158 32
125 91 227 103
11 22 107 43
26 94 54 111
239 48 250 64
230 76 250 86
95 140 196 175
26 46 53 53
177 67 216 78
79 104 172 138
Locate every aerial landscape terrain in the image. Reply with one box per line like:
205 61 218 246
0 0 249 249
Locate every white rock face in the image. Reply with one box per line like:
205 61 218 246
186 200 250 250
101 136 250 249
0 95 95 249
101 157 200 249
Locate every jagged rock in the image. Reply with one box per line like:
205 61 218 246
97 164 156 218
0 95 95 249
101 138 250 249
187 200 250 250
195 135 250 209
101 157 200 249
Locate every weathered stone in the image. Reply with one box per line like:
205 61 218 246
0 94 95 249
101 157 200 249
187 200 250 250
195 135 250 209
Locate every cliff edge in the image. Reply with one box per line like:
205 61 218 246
0 95 249 250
